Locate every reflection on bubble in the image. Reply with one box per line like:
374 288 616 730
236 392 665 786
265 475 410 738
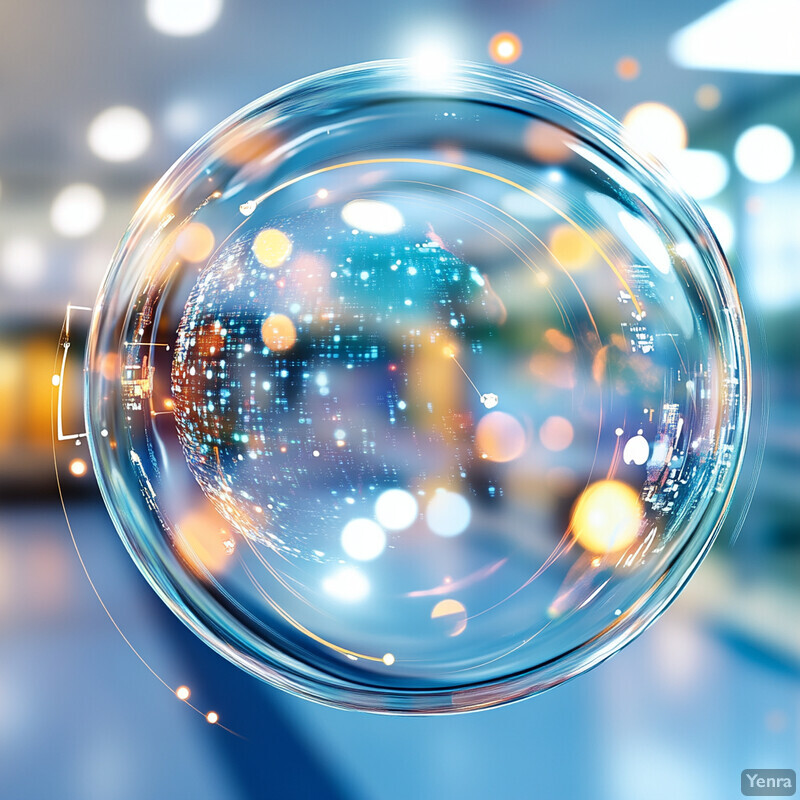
87 61 748 713
342 199 404 234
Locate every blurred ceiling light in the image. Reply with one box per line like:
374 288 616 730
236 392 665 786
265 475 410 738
163 98 206 142
88 106 152 162
670 0 800 74
667 149 730 200
1 236 46 287
50 184 105 238
342 199 404 234
695 84 721 110
700 205 735 251
489 32 522 65
146 0 223 36
623 103 688 159
734 124 795 183
615 56 640 80
410 40 456 79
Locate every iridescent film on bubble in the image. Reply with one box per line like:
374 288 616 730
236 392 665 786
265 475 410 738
86 61 749 713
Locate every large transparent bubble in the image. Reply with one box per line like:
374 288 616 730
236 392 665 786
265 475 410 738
86 61 749 713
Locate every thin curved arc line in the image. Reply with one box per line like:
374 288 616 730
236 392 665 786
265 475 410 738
51 319 242 738
250 156 643 314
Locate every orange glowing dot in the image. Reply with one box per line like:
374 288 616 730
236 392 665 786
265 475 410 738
175 686 190 700
615 56 640 80
279 445 287 453
164 398 174 410
431 598 468 637
206 711 219 724
69 458 87 477
695 84 721 111
571 480 642 554
591 557 601 567
176 223 215 263
539 416 574 452
489 32 522 64
252 228 292 268
261 313 297 351
548 224 595 269
475 411 526 463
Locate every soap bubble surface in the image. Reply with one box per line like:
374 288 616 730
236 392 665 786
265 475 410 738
86 61 748 713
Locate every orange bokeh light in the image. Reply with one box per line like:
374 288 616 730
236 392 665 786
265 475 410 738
615 57 640 81
489 32 522 65
176 222 215 263
261 313 297 352
476 411 526 463
539 416 574 452
571 480 642 554
548 224 595 269
253 228 292 268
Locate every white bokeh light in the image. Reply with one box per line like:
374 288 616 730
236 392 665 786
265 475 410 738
375 488 419 530
50 184 105 238
734 124 794 183
426 490 471 537
667 149 730 200
341 518 387 561
1 236 46 287
88 106 152 162
322 567 370 602
146 0 223 36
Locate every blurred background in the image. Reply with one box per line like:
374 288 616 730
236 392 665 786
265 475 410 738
1 1 798 797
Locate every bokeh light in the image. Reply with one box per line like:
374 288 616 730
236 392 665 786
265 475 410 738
146 0 223 36
734 124 795 183
571 480 642 554
86 61 748 713
615 57 640 80
50 184 105 238
88 106 152 162
489 32 522 65
623 102 688 159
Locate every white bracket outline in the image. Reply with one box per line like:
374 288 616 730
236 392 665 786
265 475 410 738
56 303 92 441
